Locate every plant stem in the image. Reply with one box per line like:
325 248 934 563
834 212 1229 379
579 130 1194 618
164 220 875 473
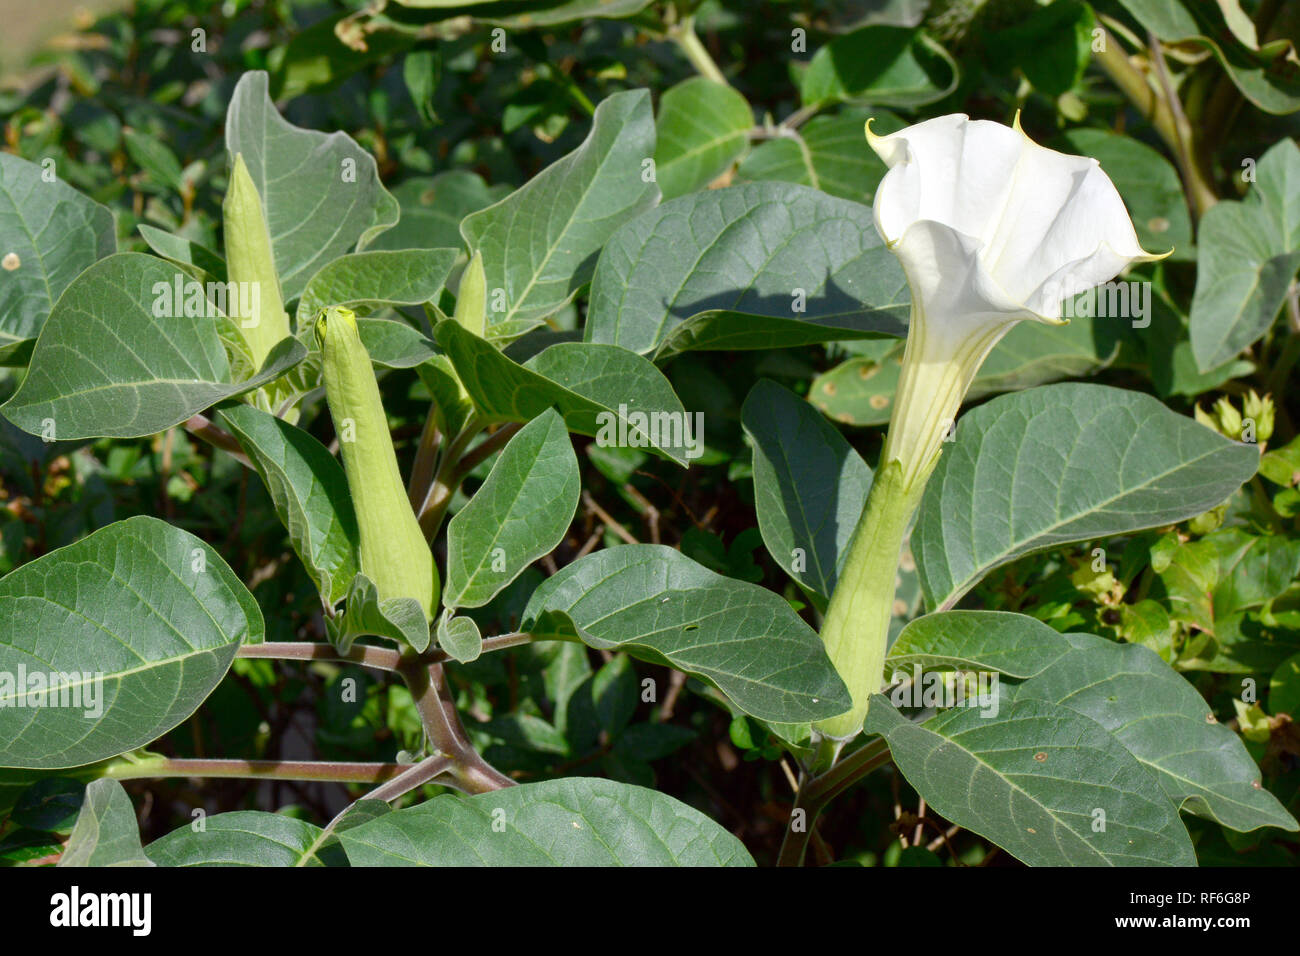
350 752 455 805
184 412 252 469
814 461 926 741
397 656 515 793
1092 27 1217 220
407 411 441 511
668 15 728 86
236 641 403 671
776 737 891 866
104 756 405 784
417 417 485 540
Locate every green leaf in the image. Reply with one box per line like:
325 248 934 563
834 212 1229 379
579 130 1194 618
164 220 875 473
0 516 261 768
741 379 871 598
11 778 84 832
801 25 958 108
327 572 430 654
914 383 1260 611
993 0 1094 97
355 318 438 369
147 811 326 866
137 224 227 281
436 612 484 663
461 89 658 334
1190 139 1300 371
1271 652 1300 719
866 695 1197 866
58 779 153 867
1114 0 1300 114
225 71 399 299
445 409 579 609
737 109 905 204
294 249 459 330
218 404 360 607
1057 129 1192 260
1207 527 1300 618
2 253 307 440
270 12 416 100
366 172 510 252
0 153 116 359
123 128 185 192
1016 632 1297 834
885 611 1072 678
337 776 753 865
968 312 1119 398
654 77 752 200
522 544 851 723
435 321 694 464
585 181 907 356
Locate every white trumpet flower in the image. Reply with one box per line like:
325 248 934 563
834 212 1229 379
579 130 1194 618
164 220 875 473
869 112 1165 488
815 113 1164 744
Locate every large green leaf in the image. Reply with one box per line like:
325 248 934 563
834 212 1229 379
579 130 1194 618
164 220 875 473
147 811 326 866
801 25 957 108
585 181 907 356
0 516 261 768
1 253 306 440
294 248 459 330
0 153 116 361
654 77 753 200
337 777 752 865
1189 139 1300 371
914 383 1260 611
218 405 359 606
365 171 509 252
1016 632 1298 834
866 695 1197 866
435 321 693 464
522 544 851 723
225 71 399 299
57 779 153 867
737 109 904 204
885 611 1072 679
461 89 658 334
741 379 871 599
444 409 580 609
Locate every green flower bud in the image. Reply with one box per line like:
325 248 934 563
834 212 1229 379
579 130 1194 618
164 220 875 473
317 307 439 622
224 153 291 368
453 250 487 338
1212 396 1243 439
1242 389 1274 443
1194 402 1219 434
1187 502 1226 536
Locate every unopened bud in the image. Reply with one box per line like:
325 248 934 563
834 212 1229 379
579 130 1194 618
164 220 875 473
317 307 439 626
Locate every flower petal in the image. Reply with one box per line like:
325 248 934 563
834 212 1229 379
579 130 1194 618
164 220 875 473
868 113 1163 315
890 218 1046 355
